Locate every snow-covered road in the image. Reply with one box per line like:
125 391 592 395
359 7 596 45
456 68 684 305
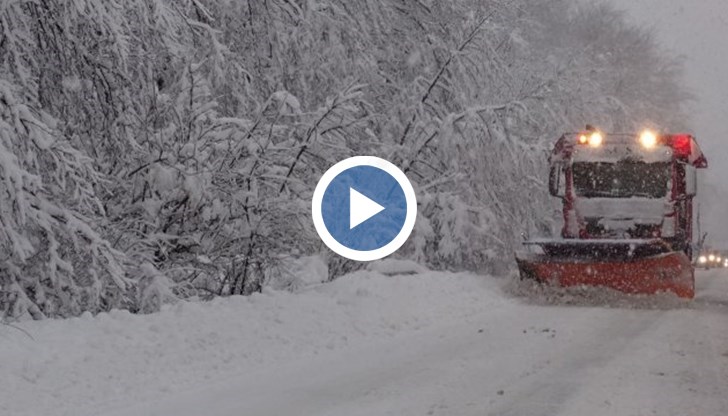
3 266 728 416
103 270 728 416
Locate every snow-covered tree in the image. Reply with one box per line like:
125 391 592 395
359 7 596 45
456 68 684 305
0 0 692 317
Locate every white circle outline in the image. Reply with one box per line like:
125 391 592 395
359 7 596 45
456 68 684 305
312 156 417 262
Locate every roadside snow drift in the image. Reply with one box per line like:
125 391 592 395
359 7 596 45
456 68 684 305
0 266 505 416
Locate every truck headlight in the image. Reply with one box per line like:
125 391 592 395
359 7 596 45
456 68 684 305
639 130 658 149
588 132 603 147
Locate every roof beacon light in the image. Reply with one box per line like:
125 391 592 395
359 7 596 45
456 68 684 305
639 130 658 149
672 134 692 157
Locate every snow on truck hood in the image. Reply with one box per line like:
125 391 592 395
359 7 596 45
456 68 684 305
575 197 668 224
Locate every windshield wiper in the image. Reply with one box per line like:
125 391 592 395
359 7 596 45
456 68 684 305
580 191 619 197
630 192 665 198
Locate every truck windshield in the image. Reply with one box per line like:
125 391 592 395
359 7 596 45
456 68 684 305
572 161 670 198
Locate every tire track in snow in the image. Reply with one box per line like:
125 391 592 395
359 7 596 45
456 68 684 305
487 308 664 416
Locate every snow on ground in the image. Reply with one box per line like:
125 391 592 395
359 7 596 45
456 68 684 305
2 264 728 416
504 275 691 309
0 263 506 416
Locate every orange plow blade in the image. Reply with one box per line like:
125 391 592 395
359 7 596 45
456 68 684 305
516 251 695 299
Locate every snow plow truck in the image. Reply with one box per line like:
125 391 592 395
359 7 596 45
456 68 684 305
516 127 708 298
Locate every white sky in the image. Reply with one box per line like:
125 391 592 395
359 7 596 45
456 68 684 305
607 0 728 244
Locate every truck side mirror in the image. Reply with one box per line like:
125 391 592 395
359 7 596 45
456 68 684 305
549 165 564 197
685 165 697 196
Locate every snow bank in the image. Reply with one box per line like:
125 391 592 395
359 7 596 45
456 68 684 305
366 258 428 275
0 269 506 416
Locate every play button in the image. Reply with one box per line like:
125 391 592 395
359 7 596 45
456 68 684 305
349 188 384 229
312 156 417 261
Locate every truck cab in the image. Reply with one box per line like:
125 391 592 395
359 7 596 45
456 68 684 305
548 130 707 257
